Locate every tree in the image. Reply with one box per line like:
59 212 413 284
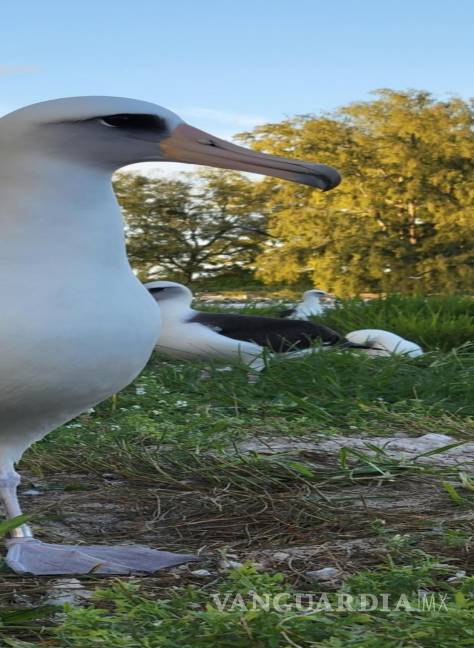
238 90 474 295
114 170 270 284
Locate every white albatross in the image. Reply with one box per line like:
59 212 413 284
146 281 361 372
279 289 337 319
0 96 340 575
345 329 424 357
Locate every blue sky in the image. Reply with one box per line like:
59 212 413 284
2 0 473 152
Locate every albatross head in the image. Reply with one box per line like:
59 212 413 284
0 96 341 190
146 280 193 308
303 289 328 300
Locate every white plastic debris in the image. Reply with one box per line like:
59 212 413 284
44 578 93 605
190 568 213 577
218 559 244 570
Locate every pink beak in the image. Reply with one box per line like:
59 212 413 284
160 124 341 191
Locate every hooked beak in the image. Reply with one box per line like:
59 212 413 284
160 124 341 191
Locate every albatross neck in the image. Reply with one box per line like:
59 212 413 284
158 296 193 324
303 295 323 310
0 155 129 275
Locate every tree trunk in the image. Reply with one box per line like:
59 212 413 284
407 201 417 245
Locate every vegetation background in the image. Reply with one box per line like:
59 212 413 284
117 89 474 296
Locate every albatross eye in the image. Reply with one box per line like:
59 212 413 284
99 113 167 131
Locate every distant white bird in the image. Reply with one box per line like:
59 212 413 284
280 289 337 320
0 96 340 575
147 281 361 372
345 329 424 357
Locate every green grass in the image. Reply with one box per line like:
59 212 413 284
320 294 474 352
2 294 474 646
29 342 474 465
54 563 474 648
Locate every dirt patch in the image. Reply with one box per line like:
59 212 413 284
0 452 471 637
6 463 470 571
0 433 472 619
236 433 474 466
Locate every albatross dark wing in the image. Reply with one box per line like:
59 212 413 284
278 307 296 318
188 312 343 352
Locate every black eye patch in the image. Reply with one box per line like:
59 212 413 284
100 113 167 131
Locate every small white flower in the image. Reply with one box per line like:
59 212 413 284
175 400 188 408
135 386 146 395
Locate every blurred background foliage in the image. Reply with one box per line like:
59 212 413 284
115 90 474 296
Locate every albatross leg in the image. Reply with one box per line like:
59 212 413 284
0 470 34 538
1 468 198 576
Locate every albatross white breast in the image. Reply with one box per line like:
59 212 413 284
279 289 337 320
0 96 341 575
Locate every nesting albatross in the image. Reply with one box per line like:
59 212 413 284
147 281 360 371
279 289 337 319
0 96 340 575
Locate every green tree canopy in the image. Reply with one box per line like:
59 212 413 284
239 89 474 295
114 170 269 283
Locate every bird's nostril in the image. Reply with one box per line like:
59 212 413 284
197 139 217 147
